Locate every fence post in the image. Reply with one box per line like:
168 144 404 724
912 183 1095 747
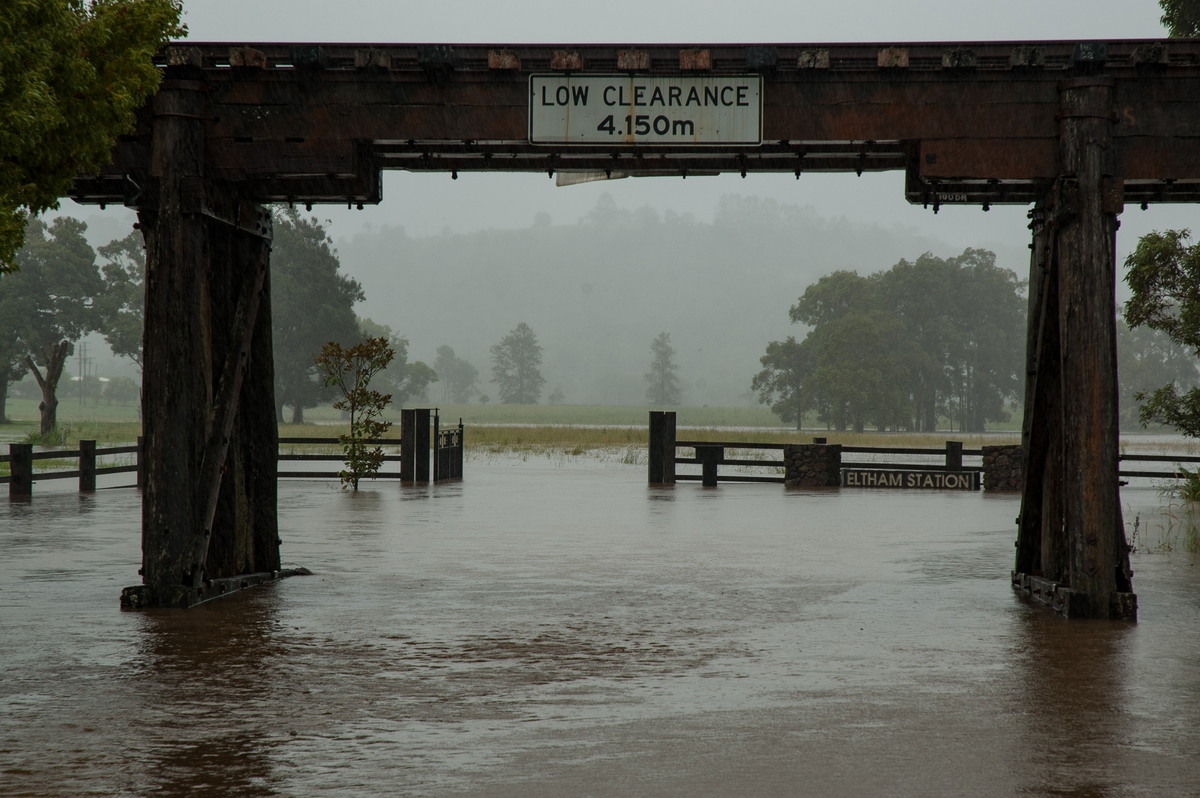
79 440 96 492
9 443 32 499
696 444 724 487
413 408 431 483
400 409 415 483
401 409 431 484
432 410 441 482
454 419 464 479
945 440 963 471
648 411 676 485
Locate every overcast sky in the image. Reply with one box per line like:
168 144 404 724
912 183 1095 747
179 0 1169 44
72 0 1191 268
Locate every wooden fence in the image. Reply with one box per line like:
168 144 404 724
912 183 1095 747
1 440 142 497
647 411 1200 489
2 409 464 498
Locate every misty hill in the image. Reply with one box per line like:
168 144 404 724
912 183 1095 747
336 193 1027 407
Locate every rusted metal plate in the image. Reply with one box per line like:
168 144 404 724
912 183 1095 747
918 139 1058 180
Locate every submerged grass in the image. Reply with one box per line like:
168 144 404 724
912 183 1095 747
1143 467 1200 554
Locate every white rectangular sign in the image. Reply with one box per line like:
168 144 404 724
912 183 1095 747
529 74 762 146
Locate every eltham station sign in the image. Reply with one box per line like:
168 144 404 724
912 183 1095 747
842 469 980 491
529 74 763 145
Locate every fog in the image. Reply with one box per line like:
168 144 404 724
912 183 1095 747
53 0 1199 402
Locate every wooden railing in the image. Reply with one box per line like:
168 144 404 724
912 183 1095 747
1118 453 1200 481
3 413 465 499
674 442 1200 486
673 439 983 486
277 436 404 479
648 410 1200 488
1 440 142 496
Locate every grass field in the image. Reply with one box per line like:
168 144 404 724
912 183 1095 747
1 396 1023 453
8 396 1195 457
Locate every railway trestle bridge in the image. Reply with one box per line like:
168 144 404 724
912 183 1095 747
71 39 1200 616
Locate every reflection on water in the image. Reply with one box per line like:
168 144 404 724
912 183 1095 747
2 456 1198 796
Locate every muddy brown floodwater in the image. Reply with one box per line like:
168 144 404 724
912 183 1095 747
2 452 1199 796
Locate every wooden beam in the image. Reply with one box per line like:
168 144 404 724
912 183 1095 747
1015 78 1135 620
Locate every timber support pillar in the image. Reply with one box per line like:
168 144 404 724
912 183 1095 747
1013 76 1136 620
122 55 282 609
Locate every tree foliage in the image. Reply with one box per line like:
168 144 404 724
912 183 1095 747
754 249 1025 432
1117 317 1199 429
313 336 394 490
3 216 104 433
751 336 812 429
358 318 437 406
644 332 682 406
0 0 185 273
1160 0 1200 35
95 229 145 367
1122 229 1200 436
272 208 364 423
434 345 479 403
490 322 545 404
1112 5 1200 435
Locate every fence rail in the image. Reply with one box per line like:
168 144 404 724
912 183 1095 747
277 436 404 480
650 411 1200 488
1118 453 1200 480
669 433 980 487
670 442 1200 486
4 410 464 498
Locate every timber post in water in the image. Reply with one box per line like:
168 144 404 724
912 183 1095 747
1014 76 1136 620
648 411 677 486
122 56 281 609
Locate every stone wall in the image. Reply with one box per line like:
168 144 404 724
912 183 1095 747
982 445 1023 492
784 444 842 487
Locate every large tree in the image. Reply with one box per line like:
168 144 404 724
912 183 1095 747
358 318 438 406
5 216 104 434
751 336 812 429
1122 229 1200 436
491 322 545 404
0 287 29 422
878 249 1025 432
1116 315 1199 429
433 345 480 403
272 208 364 423
805 310 920 432
95 229 146 368
644 332 682 406
0 1 184 273
755 248 1025 432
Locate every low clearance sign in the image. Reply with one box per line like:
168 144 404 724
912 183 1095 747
529 75 763 145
